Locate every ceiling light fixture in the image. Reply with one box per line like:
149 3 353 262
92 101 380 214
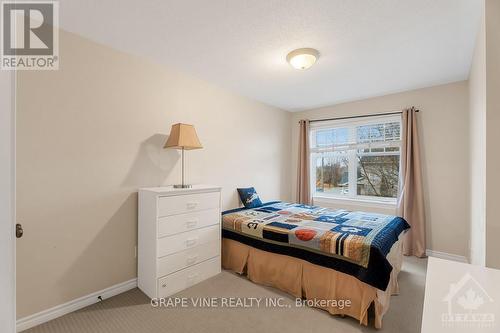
286 48 320 70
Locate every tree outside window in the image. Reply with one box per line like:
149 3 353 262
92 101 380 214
311 117 401 201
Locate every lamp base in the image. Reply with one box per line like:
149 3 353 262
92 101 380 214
173 184 192 189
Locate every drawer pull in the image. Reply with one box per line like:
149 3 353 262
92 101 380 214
187 273 199 281
186 219 198 228
186 255 198 265
186 202 198 210
186 238 198 247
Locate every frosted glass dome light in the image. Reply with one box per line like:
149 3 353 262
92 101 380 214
286 48 320 70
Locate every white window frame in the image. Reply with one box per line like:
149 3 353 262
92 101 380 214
309 114 402 205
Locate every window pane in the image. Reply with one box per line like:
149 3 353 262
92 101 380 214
357 125 371 143
356 154 399 198
370 124 384 142
315 128 349 147
357 122 401 143
316 129 333 147
385 122 401 141
385 146 400 152
332 128 349 145
315 153 349 196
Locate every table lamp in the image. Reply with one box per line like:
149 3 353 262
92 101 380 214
163 123 203 188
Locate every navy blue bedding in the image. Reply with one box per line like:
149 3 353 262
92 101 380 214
222 201 409 291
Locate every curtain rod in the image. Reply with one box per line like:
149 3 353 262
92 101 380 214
306 108 419 124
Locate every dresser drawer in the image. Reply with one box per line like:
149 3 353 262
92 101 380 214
158 192 220 217
157 240 220 277
157 256 220 298
157 225 219 257
158 208 219 238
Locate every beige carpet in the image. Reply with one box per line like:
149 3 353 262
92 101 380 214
25 257 427 333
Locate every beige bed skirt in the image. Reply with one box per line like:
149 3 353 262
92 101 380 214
222 237 403 329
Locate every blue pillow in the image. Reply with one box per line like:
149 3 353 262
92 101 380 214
237 187 263 208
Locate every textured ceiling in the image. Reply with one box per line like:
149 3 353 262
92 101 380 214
59 0 482 111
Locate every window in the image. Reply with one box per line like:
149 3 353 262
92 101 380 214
310 115 401 202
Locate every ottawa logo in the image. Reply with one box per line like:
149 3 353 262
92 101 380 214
442 272 495 328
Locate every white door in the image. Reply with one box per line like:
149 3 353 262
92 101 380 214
0 71 16 332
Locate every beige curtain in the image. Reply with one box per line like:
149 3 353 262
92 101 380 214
398 107 426 257
297 120 311 204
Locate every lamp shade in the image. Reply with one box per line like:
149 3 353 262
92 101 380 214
164 123 203 150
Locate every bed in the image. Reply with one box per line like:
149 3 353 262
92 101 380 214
221 201 410 328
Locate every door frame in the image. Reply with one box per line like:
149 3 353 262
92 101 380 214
0 70 16 332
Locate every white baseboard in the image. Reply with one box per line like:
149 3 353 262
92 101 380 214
16 278 137 332
426 249 468 263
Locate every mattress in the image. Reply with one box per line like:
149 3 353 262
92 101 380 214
222 201 409 290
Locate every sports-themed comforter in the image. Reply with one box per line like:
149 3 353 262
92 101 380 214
222 201 410 290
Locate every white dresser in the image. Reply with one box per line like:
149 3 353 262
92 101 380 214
138 185 222 299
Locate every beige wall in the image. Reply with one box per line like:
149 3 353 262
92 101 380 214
469 7 486 266
485 0 500 269
291 82 470 258
16 30 291 318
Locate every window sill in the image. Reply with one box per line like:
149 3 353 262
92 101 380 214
313 195 397 210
